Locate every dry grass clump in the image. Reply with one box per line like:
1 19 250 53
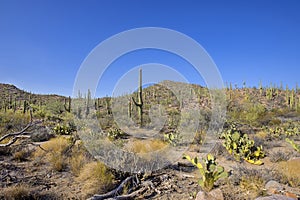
69 148 89 176
222 184 248 200
34 136 71 171
278 159 300 187
13 149 30 162
224 166 266 199
239 175 265 198
126 138 167 154
77 161 114 197
255 130 268 140
269 151 291 163
2 184 31 200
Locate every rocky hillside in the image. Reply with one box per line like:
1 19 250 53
0 83 65 109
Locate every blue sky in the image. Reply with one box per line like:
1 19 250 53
0 0 299 97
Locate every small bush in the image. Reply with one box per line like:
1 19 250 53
77 161 114 197
107 128 126 140
239 175 265 198
0 110 30 133
229 166 266 199
2 184 31 200
53 123 75 135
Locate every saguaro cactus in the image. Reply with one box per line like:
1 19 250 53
128 98 132 118
132 68 144 127
23 100 28 114
86 89 91 116
105 97 111 115
64 96 71 112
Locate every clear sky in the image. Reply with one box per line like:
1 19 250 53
0 0 299 97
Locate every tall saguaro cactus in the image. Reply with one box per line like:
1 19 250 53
132 68 144 127
64 96 71 112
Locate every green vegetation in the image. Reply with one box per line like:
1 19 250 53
107 127 126 140
183 154 228 192
132 68 144 127
221 124 265 165
1 81 300 199
286 138 300 153
53 123 76 135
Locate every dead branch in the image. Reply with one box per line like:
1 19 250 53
29 142 48 152
0 135 31 147
0 109 42 147
88 174 161 200
113 181 153 200
88 175 135 200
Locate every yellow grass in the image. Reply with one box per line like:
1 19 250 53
255 130 268 139
278 158 300 187
69 150 89 176
2 184 31 200
34 136 71 171
126 138 168 154
77 161 114 197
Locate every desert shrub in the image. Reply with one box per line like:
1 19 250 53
31 104 49 119
239 175 265 198
229 101 266 126
44 101 65 115
53 123 75 135
77 161 114 197
107 128 126 140
163 130 181 146
70 153 87 176
193 130 206 144
0 110 30 133
13 149 30 162
222 184 247 200
69 146 90 176
34 136 71 171
229 166 266 199
2 184 31 200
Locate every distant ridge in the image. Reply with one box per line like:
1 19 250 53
0 83 65 103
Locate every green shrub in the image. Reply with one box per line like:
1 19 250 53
53 123 75 135
107 127 125 140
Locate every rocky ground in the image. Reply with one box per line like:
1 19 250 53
1 136 300 200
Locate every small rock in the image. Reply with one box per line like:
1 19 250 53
196 188 224 200
31 126 53 142
265 180 283 195
288 157 300 162
255 194 296 200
